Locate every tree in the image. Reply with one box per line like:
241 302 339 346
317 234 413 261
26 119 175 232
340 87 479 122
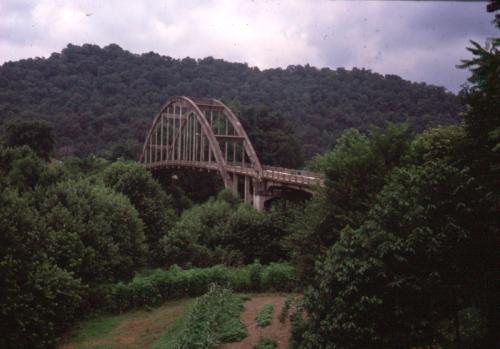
302 160 494 349
102 161 176 264
285 124 412 279
0 189 83 349
2 120 55 160
38 179 148 284
457 15 499 345
240 107 304 168
159 189 290 267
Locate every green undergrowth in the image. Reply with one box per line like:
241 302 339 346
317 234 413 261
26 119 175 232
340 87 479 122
279 295 294 323
255 304 274 327
169 284 247 349
96 261 297 313
253 336 277 349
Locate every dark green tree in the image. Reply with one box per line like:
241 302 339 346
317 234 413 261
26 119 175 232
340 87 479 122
2 120 55 160
0 189 83 349
285 124 412 279
38 179 148 284
302 160 493 349
102 161 176 264
240 107 304 168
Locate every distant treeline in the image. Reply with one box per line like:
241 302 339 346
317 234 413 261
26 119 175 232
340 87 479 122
0 43 461 162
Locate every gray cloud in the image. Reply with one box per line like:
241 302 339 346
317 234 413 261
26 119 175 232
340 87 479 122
0 0 497 92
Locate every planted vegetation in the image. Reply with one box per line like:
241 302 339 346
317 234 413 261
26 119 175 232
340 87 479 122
253 336 277 349
255 304 274 328
279 295 294 323
168 284 247 348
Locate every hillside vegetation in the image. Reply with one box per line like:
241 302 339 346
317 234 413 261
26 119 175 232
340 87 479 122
0 43 461 160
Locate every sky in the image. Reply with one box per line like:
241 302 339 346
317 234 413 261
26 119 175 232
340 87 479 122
0 0 497 93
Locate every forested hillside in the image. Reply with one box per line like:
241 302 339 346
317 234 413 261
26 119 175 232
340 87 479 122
0 43 461 160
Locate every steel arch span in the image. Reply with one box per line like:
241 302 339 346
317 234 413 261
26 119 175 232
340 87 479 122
140 96 323 210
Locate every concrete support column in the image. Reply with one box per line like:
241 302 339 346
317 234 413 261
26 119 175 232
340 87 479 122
244 176 251 204
253 193 266 211
232 173 238 196
252 180 270 211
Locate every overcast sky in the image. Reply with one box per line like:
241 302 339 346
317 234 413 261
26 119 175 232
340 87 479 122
0 0 497 93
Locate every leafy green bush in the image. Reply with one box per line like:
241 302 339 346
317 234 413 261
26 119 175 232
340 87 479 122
159 192 290 268
38 179 148 284
253 336 277 349
255 304 274 327
261 262 298 292
102 161 176 265
0 189 84 349
103 262 297 313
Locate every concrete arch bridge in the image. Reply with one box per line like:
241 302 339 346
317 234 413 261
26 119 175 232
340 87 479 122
140 96 323 210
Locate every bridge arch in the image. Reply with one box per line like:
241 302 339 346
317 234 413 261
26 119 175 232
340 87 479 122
140 96 323 210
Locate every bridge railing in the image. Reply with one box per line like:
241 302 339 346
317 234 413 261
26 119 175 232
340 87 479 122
262 165 323 186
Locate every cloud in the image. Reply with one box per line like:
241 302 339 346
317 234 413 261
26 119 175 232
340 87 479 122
0 0 497 92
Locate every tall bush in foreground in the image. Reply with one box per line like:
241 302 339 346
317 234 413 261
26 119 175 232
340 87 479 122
0 190 83 349
38 179 148 284
102 161 176 264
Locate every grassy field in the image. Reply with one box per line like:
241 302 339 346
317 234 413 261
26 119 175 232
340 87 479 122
58 298 192 349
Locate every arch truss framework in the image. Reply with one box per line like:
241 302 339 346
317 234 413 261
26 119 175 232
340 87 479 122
140 96 323 210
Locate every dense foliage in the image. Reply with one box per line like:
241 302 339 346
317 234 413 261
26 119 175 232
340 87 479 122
101 262 297 313
290 26 499 349
159 189 290 267
0 43 461 160
0 140 296 348
102 161 176 264
175 285 247 349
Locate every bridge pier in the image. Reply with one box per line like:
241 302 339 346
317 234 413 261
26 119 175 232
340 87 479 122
251 180 274 211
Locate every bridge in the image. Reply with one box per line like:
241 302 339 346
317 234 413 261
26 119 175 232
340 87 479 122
140 96 323 210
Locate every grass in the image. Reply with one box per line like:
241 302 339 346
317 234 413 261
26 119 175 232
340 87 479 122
149 303 193 349
255 304 274 327
58 299 192 349
66 316 124 344
253 336 277 349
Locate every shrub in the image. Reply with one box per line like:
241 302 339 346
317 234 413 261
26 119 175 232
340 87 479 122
102 262 298 313
261 262 298 292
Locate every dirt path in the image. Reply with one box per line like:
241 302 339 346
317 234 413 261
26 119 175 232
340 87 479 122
221 295 290 349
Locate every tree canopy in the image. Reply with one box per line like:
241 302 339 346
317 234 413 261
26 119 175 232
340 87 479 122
0 43 461 161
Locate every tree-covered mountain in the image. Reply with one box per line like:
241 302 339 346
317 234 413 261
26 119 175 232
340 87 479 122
0 43 462 161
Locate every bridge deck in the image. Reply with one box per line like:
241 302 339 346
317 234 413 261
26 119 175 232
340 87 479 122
145 161 323 187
